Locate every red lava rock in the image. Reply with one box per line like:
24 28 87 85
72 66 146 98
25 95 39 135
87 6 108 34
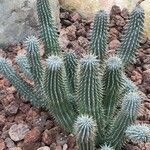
42 127 61 145
24 127 41 143
78 36 89 49
9 124 29 142
19 103 30 114
0 139 5 150
124 144 140 150
144 103 150 110
67 134 76 149
2 94 15 106
110 5 121 18
6 86 16 94
71 12 81 22
0 115 6 128
109 27 119 41
76 28 87 37
66 25 77 41
143 69 150 85
4 137 15 148
109 39 121 50
5 101 19 116
9 147 22 150
55 145 62 150
14 113 26 124
145 48 150 54
26 107 39 123
21 142 40 150
121 8 129 19
131 70 142 85
37 146 50 150
115 15 125 27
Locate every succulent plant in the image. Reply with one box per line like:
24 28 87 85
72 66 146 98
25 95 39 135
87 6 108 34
0 0 146 150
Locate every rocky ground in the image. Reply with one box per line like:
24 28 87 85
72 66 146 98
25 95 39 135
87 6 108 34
0 5 150 150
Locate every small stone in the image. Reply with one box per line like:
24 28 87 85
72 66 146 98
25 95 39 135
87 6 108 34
0 115 6 128
110 5 121 17
21 142 40 150
50 143 56 150
5 137 15 148
144 103 150 110
145 142 150 149
55 145 62 150
5 101 19 115
9 147 22 150
0 139 5 150
130 70 142 85
67 134 76 149
124 144 140 150
121 8 129 19
71 12 81 22
115 15 125 27
6 86 16 94
109 39 121 50
24 127 41 143
9 124 29 142
37 146 50 150
42 127 61 145
143 69 150 82
63 144 68 150
66 25 77 41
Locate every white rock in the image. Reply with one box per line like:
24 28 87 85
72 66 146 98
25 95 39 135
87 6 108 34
0 0 60 47
37 146 50 150
9 124 29 142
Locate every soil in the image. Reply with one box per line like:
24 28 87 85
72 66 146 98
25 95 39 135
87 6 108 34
0 5 150 150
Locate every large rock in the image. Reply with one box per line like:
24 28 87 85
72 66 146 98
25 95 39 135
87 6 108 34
0 0 60 47
59 0 150 37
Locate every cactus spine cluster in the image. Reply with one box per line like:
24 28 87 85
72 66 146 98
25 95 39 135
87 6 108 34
0 0 149 150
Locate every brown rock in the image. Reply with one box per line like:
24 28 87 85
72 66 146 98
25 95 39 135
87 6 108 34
71 12 81 22
24 127 41 143
143 69 150 82
131 70 142 85
0 139 5 150
121 8 129 19
66 25 77 41
110 5 121 18
67 134 76 149
55 145 62 150
37 146 50 150
109 39 121 50
9 124 29 142
9 147 22 150
42 127 61 145
0 115 6 128
115 15 125 27
5 101 19 116
124 144 140 150
21 142 40 150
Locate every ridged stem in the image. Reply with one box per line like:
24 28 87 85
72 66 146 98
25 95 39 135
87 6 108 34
107 92 141 149
90 10 108 62
16 54 32 80
0 58 39 106
102 56 123 121
77 55 105 142
74 115 97 150
44 55 76 132
37 0 59 56
63 51 78 94
117 5 145 65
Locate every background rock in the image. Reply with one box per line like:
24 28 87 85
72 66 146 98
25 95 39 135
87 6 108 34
0 0 60 47
59 0 150 37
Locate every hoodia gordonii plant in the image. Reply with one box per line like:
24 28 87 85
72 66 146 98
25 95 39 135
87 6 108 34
0 0 149 149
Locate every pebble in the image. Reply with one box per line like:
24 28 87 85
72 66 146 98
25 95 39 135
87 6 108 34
0 139 5 150
37 146 50 150
5 137 15 148
9 124 29 142
24 127 41 143
5 101 19 116
9 147 22 150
